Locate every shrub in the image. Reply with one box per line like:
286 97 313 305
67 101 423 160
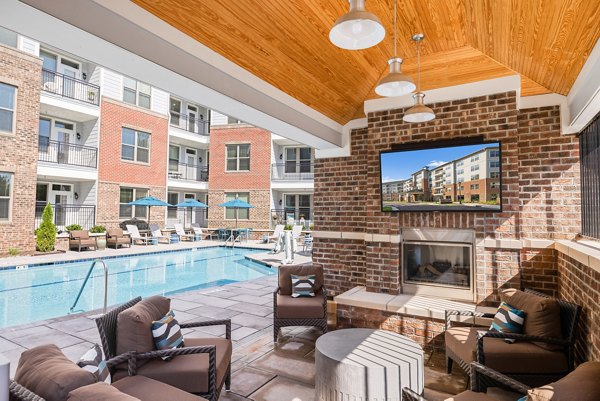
309 223 314 230
284 224 293 231
90 225 106 233
8 247 19 256
65 224 83 231
36 203 56 252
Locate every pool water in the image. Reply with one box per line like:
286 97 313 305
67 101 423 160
0 247 274 328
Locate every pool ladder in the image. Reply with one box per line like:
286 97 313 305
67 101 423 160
69 259 109 314
224 234 238 248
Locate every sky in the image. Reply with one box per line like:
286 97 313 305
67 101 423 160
380 143 496 182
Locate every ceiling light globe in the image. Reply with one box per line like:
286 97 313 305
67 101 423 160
329 0 385 50
375 58 416 97
403 92 436 122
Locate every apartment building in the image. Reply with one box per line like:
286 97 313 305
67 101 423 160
0 28 313 253
381 146 500 204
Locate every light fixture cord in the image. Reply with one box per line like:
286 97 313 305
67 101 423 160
417 37 421 92
393 0 397 57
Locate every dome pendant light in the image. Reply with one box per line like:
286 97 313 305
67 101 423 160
375 0 415 97
403 33 435 123
329 0 385 50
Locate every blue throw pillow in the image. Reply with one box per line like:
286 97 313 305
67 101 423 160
77 343 111 383
291 274 316 297
151 310 184 360
490 302 526 342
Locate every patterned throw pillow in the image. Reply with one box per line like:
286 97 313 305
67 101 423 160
291 274 316 298
151 310 184 360
77 343 111 383
490 302 526 343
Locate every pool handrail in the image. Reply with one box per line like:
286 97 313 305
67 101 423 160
69 258 108 314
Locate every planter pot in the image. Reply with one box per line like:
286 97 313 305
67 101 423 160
96 236 107 251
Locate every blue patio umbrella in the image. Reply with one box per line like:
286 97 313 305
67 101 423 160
174 198 208 228
127 196 171 225
217 199 254 230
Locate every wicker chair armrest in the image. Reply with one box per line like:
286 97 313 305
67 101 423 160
401 388 428 401
106 351 134 369
470 362 530 394
273 286 281 295
445 309 494 329
9 381 45 401
321 285 328 298
476 330 569 345
181 318 231 339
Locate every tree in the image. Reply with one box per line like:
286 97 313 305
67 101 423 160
36 203 56 252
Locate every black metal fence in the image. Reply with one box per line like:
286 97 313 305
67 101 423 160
580 114 600 239
38 139 98 168
35 203 96 231
271 162 314 180
41 69 100 106
168 162 209 181
169 112 209 135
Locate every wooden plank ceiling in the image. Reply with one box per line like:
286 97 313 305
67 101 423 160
132 0 600 124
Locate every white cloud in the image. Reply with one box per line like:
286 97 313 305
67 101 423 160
382 176 402 183
427 160 447 168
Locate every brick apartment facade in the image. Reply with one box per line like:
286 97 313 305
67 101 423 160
0 45 41 255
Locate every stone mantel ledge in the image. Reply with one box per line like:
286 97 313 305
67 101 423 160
554 240 600 273
334 286 496 322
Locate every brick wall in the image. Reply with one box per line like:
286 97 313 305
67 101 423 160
0 45 41 255
207 126 271 229
96 182 166 228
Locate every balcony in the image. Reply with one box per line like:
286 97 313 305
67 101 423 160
38 139 98 168
271 162 314 181
168 162 209 182
35 203 96 231
169 112 209 136
41 69 100 106
271 208 313 229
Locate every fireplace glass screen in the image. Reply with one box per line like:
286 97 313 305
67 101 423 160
403 241 471 288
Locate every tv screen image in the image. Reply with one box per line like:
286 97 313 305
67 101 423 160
380 140 502 212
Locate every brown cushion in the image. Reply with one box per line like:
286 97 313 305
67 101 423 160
276 294 325 319
112 376 208 401
113 337 231 394
14 344 97 401
445 327 568 375
71 239 96 246
527 361 600 401
501 289 563 350
71 230 90 239
278 264 323 296
107 228 124 238
67 382 140 401
443 390 497 401
116 296 170 368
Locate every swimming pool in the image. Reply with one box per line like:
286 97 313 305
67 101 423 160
0 247 274 328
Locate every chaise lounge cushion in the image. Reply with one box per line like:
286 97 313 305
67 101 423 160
445 327 568 374
14 344 96 401
116 295 171 367
112 376 209 401
501 289 563 350
276 294 325 319
113 337 232 394
67 382 140 401
526 361 600 401
278 264 323 296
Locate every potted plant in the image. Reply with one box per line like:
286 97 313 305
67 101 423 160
90 225 107 250
87 90 96 102
65 224 83 232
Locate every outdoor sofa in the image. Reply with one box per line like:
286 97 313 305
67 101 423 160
69 230 97 252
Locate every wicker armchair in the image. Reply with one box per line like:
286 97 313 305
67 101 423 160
106 228 132 249
273 264 328 342
69 230 97 252
402 362 530 401
95 297 231 401
445 288 581 387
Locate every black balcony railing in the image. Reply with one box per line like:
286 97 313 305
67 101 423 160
35 203 96 230
168 162 209 182
169 112 209 135
41 69 100 105
38 139 98 168
271 208 313 228
271 162 314 181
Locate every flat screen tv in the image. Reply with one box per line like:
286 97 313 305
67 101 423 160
380 138 502 212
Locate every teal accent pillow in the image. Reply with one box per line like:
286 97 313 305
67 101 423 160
291 274 316 297
77 343 111 383
151 310 184 360
490 302 526 344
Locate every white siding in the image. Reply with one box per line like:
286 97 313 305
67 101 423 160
151 87 169 115
76 181 97 206
81 119 99 149
88 65 102 87
101 68 123 101
17 36 39 56
210 110 228 126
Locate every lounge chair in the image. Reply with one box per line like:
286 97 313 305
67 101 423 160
106 228 132 249
267 224 284 243
174 223 195 241
96 296 232 401
149 223 172 244
191 224 218 240
126 224 155 245
69 230 97 252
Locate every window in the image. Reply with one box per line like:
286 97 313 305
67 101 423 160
0 172 12 221
490 181 500 189
0 83 16 134
226 144 250 171
0 27 17 48
36 183 48 203
490 171 500 179
225 193 249 220
471 155 480 162
457 169 464 175
227 116 241 124
456 161 464 167
458 177 464 183
123 77 151 109
471 165 480 172
580 115 600 239
40 50 57 71
167 192 178 219
285 147 312 173
121 128 150 163
119 187 148 219
490 161 500 168
490 150 500 158
471 174 479 181
470 184 479 190
169 98 181 126
38 117 51 151
169 145 179 171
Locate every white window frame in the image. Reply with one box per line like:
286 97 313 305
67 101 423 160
224 192 249 220
0 172 13 222
167 192 179 219
123 77 151 109
226 144 250 172
0 82 17 135
119 187 149 220
121 127 151 164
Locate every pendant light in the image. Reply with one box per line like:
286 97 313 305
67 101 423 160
329 0 385 50
375 0 415 97
403 34 436 123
